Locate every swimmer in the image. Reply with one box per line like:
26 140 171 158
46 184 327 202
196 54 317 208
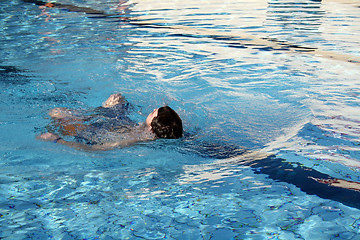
37 94 183 150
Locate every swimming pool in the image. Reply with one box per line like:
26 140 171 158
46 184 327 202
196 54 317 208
1 0 360 239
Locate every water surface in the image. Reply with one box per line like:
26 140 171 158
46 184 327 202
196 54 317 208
1 0 360 239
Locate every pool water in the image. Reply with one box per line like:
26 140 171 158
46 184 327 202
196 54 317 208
1 0 360 239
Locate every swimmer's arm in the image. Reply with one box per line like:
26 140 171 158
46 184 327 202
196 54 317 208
56 138 139 151
49 94 127 121
37 132 137 151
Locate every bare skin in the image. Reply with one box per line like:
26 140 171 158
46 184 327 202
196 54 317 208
102 93 126 108
37 131 147 151
48 94 126 119
37 94 158 151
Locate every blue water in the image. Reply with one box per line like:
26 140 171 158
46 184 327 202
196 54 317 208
1 0 360 239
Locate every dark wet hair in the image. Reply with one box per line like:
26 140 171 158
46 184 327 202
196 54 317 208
151 106 183 139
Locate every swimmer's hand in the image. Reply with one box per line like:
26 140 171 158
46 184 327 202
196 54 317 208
37 132 61 142
49 107 74 119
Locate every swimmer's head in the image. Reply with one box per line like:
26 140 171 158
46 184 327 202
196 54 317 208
146 106 183 139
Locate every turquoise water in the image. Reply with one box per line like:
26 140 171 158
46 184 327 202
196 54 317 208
1 0 360 239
